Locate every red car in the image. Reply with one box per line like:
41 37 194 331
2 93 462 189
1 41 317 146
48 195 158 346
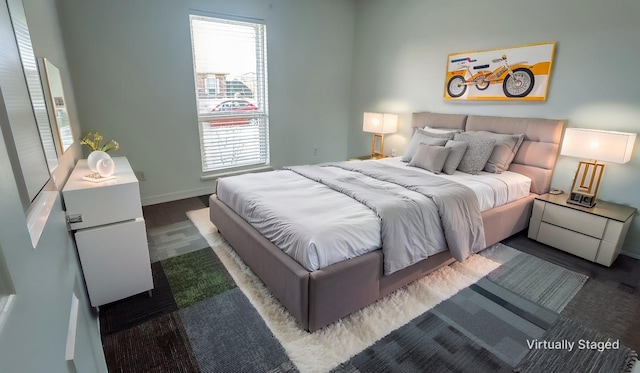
209 99 258 127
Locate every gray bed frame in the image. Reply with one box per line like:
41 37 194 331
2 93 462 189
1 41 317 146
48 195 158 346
209 112 564 332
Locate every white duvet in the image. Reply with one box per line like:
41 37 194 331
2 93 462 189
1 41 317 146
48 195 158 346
215 157 531 272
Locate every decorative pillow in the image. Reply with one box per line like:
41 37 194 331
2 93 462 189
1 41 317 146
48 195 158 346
465 131 525 173
408 143 451 174
422 126 462 136
442 140 469 175
453 132 496 175
402 129 448 162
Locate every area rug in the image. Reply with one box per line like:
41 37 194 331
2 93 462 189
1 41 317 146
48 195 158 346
562 279 640 353
147 220 210 263
102 312 199 373
186 208 589 373
514 317 636 373
485 249 588 312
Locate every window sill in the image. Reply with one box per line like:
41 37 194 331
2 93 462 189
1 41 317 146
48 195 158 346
200 165 273 181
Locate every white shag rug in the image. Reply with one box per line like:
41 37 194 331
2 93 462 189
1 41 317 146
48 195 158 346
187 208 504 373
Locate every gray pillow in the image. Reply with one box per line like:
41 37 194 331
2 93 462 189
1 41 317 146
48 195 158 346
442 140 468 175
453 132 496 175
466 131 525 173
408 144 451 174
402 129 448 162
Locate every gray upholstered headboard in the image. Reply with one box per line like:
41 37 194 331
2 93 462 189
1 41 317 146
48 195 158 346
411 112 565 194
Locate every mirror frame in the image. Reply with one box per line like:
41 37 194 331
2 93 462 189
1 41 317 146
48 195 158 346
38 57 74 154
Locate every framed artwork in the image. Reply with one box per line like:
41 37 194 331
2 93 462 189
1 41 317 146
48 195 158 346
444 42 556 101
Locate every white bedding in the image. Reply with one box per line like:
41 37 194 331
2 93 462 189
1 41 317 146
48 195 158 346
377 157 531 211
216 158 531 272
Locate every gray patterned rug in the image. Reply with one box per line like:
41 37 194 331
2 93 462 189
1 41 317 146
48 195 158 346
100 209 636 373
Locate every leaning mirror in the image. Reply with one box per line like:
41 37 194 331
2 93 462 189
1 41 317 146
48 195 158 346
38 58 74 153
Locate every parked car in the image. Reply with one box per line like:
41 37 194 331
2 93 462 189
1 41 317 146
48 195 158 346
209 99 258 127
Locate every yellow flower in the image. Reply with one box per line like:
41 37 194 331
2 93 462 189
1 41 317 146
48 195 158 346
80 132 119 152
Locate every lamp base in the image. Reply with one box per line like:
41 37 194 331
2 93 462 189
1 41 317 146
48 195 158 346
371 133 385 158
566 191 596 208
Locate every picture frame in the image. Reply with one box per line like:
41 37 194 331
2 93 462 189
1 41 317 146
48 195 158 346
444 42 556 101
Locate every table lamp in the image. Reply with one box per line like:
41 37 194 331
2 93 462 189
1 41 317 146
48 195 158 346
560 128 636 207
363 112 398 158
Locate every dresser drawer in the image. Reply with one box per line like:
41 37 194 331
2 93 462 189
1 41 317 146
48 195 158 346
537 222 600 261
541 203 607 238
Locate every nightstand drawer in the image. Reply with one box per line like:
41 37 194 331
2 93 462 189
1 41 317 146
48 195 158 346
541 203 607 238
537 222 600 261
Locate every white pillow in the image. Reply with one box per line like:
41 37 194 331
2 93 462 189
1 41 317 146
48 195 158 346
422 126 461 135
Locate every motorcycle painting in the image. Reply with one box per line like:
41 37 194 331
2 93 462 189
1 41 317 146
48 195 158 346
443 42 556 101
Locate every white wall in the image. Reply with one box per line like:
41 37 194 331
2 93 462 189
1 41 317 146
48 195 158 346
0 0 106 371
349 0 640 257
56 0 356 205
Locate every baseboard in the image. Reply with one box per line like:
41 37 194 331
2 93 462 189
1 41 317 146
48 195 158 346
141 186 215 206
621 249 640 260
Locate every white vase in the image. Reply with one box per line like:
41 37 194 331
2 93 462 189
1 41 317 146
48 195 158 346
96 157 115 177
87 151 110 173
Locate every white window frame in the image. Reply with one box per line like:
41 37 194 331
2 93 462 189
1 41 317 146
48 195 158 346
189 13 270 176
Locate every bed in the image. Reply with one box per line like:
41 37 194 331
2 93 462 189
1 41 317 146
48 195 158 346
209 112 564 332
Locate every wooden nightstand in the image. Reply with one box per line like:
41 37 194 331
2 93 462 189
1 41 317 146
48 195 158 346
528 193 636 266
348 155 387 161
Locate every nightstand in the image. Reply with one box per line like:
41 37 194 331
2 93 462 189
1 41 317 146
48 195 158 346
348 155 387 161
63 157 154 306
528 193 636 266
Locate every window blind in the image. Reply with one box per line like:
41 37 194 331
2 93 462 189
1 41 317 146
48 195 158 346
189 14 269 173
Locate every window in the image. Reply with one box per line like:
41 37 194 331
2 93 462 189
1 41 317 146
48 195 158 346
205 77 217 95
189 14 269 174
2 0 57 210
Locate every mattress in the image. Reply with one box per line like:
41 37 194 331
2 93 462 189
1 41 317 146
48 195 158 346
216 159 531 272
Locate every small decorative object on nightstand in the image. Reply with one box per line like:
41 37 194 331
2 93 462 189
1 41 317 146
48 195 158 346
528 193 636 266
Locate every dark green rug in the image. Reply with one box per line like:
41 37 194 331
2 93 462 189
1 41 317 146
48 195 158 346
162 248 236 309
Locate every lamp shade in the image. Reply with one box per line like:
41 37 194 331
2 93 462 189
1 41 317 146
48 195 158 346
363 112 398 134
560 128 636 164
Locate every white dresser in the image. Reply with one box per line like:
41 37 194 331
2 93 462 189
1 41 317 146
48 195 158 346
528 193 636 267
63 157 153 307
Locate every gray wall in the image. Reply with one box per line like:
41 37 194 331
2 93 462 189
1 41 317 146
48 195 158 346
56 0 356 205
349 0 640 258
0 0 106 371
